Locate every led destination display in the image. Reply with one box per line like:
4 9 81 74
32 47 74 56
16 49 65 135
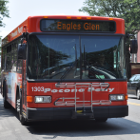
40 19 116 32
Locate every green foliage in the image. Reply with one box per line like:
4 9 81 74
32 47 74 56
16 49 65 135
0 36 1 56
0 0 9 67
0 0 9 27
79 0 140 34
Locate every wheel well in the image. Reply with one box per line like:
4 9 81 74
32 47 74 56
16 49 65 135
16 86 20 102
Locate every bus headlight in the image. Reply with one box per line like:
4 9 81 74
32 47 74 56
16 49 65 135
109 94 124 101
35 96 51 103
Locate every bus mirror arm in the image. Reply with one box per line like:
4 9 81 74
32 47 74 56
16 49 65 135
22 32 29 41
18 44 27 60
130 39 138 53
125 33 138 53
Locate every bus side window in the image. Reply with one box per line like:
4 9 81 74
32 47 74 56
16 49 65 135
17 60 22 73
6 56 12 71
2 48 6 70
11 43 18 72
5 45 12 71
11 56 17 72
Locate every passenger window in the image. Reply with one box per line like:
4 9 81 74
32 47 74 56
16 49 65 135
2 48 6 69
6 56 12 71
11 52 17 72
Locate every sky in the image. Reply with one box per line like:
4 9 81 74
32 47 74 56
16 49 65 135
0 0 88 39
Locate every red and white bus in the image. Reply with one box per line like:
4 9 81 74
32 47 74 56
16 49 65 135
1 15 128 125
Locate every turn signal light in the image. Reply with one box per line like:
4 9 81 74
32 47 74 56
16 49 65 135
27 96 33 103
125 95 128 100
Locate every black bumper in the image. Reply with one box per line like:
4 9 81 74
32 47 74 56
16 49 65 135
26 105 128 121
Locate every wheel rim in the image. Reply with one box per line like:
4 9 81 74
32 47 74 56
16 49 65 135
16 98 22 120
16 99 20 112
137 90 140 99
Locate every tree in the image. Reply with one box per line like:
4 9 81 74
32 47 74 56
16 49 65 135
79 0 140 35
0 0 9 63
79 0 139 79
0 0 9 27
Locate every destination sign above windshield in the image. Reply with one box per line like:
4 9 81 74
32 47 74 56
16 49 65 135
40 19 116 32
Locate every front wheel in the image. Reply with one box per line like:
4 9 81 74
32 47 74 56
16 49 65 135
136 89 140 100
95 118 108 122
16 95 27 125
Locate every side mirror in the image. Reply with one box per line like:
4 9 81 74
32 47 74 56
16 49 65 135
18 44 27 60
130 39 138 53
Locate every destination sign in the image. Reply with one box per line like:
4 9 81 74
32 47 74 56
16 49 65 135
40 19 116 32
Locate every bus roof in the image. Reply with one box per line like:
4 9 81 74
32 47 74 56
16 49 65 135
2 15 125 46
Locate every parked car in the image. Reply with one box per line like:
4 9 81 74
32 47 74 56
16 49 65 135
127 74 140 100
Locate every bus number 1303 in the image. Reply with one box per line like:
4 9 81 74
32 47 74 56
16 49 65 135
32 86 44 92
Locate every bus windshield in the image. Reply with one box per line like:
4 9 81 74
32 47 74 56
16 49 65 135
28 34 126 80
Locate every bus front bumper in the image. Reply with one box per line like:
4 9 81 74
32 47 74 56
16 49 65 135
26 105 128 121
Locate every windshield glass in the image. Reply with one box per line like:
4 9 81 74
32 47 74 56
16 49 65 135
28 35 126 80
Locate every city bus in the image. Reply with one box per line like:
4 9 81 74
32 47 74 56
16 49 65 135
1 15 129 125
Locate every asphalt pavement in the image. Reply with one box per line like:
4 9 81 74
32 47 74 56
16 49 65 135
0 94 140 140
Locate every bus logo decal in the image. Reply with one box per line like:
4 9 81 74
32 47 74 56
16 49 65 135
88 87 114 92
18 26 23 33
31 86 114 93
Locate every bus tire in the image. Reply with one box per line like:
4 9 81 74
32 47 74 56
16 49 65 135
95 118 108 122
16 92 27 125
3 84 11 109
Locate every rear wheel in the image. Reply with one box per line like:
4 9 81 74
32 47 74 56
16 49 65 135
136 89 140 100
3 84 11 109
95 118 108 122
16 94 27 125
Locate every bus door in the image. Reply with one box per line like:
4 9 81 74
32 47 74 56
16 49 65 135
17 41 27 111
5 56 12 102
22 60 27 111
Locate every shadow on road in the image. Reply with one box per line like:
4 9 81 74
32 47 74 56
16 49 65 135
128 95 138 100
0 95 16 118
1 94 140 138
128 97 137 100
25 118 140 138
